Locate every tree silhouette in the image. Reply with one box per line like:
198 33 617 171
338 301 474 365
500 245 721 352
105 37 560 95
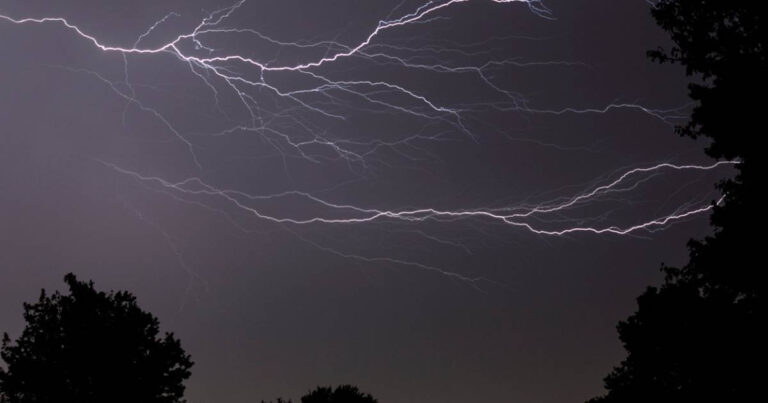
301 385 377 403
261 385 378 403
0 273 193 403
589 1 763 401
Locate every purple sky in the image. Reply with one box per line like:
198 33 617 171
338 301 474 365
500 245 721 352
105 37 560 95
0 1 727 402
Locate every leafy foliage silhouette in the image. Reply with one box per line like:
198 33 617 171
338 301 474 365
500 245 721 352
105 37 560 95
0 273 193 403
589 1 763 401
261 384 378 403
301 385 377 403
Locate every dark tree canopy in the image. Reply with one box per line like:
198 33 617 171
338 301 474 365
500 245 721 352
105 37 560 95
589 1 764 402
0 274 193 403
301 385 377 403
648 0 763 297
261 385 378 403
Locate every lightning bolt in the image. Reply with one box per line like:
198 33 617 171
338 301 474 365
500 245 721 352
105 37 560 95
0 0 731 285
98 159 735 233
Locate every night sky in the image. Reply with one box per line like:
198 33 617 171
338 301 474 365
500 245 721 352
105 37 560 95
0 1 731 402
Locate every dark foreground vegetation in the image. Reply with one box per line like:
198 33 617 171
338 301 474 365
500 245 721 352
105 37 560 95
0 274 193 403
588 1 763 401
0 274 378 403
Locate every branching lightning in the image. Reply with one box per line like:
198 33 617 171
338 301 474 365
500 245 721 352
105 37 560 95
1 0 734 285
98 160 735 235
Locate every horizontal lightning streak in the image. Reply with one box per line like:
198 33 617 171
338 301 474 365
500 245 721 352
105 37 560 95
98 159 736 235
0 0 729 284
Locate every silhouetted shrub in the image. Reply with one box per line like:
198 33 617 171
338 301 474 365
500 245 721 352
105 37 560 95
589 1 763 401
302 385 377 403
262 384 377 403
0 273 193 403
